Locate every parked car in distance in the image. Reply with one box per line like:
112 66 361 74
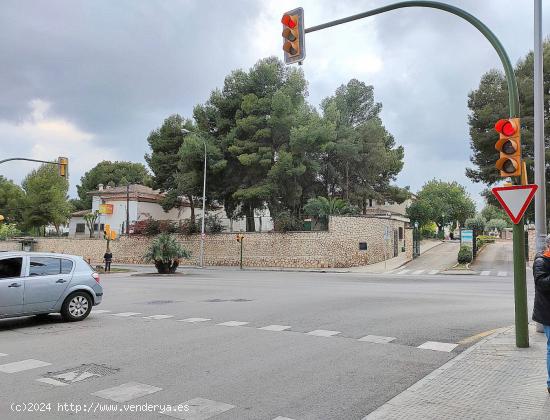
0 252 102 321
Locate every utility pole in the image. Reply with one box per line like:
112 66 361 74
534 0 546 253
126 183 130 235
199 140 207 268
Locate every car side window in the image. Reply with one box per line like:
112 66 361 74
29 257 62 276
0 258 23 279
61 259 73 274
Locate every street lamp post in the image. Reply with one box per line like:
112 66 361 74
182 128 207 268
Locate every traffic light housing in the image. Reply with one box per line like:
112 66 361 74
494 118 521 177
281 7 305 65
236 234 244 242
58 156 69 178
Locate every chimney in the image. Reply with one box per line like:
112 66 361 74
98 184 104 191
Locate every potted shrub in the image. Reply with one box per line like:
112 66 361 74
144 233 191 274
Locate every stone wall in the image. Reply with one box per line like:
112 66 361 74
0 216 411 269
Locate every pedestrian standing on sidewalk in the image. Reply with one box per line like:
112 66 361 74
532 234 550 393
103 250 113 272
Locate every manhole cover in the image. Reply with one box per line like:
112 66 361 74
40 364 119 385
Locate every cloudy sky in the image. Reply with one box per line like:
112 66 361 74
1 0 548 209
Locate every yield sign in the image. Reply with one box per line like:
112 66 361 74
492 184 538 224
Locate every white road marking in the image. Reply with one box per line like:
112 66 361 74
91 310 111 314
306 329 341 337
162 397 235 419
36 378 69 387
259 325 291 332
0 353 7 357
417 341 458 352
217 321 249 327
358 335 396 344
0 359 51 373
428 270 439 275
179 318 211 323
396 269 410 275
143 315 175 320
412 270 425 275
111 312 142 317
480 271 490 276
497 271 507 277
92 382 162 403
54 370 99 382
273 417 296 420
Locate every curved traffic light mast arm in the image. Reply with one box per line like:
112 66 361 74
305 1 520 118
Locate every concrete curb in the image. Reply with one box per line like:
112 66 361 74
363 325 512 419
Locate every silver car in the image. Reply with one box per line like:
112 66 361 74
0 252 103 321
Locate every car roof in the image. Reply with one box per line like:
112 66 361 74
0 251 82 260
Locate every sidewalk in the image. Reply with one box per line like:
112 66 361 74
365 325 550 419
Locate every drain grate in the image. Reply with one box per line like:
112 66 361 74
41 364 119 385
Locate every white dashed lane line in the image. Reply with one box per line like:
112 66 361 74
259 325 292 332
417 341 458 352
306 330 341 337
162 397 235 419
396 269 410 275
358 335 396 344
0 359 51 373
428 270 439 275
217 321 249 327
92 382 162 403
111 312 142 317
91 310 111 314
480 271 490 276
497 271 508 277
412 269 425 275
143 315 175 320
179 318 211 323
0 353 7 357
36 378 69 387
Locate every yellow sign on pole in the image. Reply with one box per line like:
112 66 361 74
99 204 113 214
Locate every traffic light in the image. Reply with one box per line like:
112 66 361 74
103 224 111 240
494 118 521 177
58 157 69 178
281 7 305 65
236 234 244 242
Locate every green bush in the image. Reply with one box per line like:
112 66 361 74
273 211 302 232
0 223 20 240
476 235 496 249
458 245 473 264
437 230 445 240
179 219 200 236
144 233 191 274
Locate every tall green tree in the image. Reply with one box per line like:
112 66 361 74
76 161 151 210
145 114 195 212
320 79 406 211
467 40 550 221
407 180 476 233
0 176 25 224
21 164 72 235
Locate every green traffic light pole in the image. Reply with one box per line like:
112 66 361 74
304 1 528 347
0 157 60 166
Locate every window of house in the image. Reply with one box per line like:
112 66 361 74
399 227 403 240
368 199 373 207
76 223 85 233
0 258 23 279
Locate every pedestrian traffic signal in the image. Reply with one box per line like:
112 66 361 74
494 118 521 177
281 7 305 65
57 156 69 178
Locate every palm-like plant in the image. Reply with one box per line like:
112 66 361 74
303 196 355 217
144 233 191 274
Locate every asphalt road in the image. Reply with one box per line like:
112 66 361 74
0 261 533 420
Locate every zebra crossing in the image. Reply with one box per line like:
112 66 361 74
388 268 511 277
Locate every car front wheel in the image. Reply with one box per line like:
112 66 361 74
61 292 92 322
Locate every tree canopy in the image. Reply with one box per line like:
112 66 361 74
0 176 25 224
467 40 550 221
406 179 476 232
21 164 72 234
146 57 406 231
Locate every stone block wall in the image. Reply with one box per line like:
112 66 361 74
0 216 411 269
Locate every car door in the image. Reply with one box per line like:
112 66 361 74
23 257 73 313
0 256 25 317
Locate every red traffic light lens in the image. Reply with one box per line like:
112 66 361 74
495 119 517 136
281 14 296 28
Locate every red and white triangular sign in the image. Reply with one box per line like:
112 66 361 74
491 184 538 224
